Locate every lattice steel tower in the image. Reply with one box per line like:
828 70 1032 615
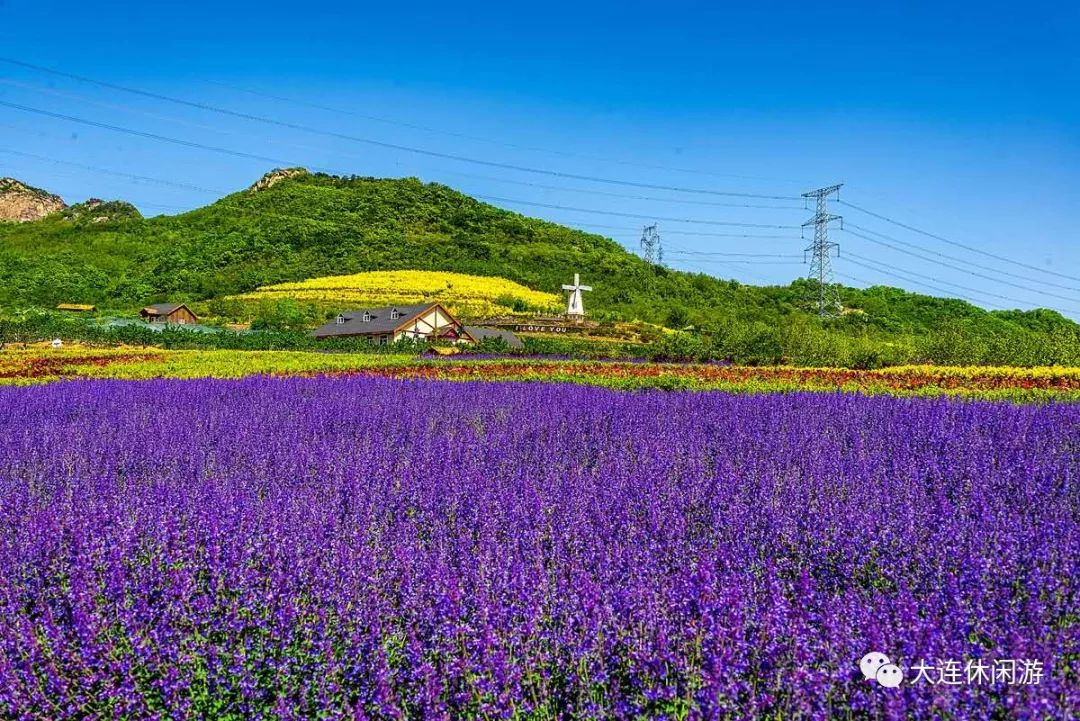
801 184 843 317
640 223 663 266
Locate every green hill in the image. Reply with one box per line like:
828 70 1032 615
1 168 1077 366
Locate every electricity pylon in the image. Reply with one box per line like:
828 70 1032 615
802 184 843 317
640 223 663 266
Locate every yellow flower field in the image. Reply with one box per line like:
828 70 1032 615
227 270 561 318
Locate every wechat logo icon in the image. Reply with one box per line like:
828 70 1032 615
861 652 904 688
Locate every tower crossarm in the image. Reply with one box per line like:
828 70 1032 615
802 213 842 228
801 183 843 200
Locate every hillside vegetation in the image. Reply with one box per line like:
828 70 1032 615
1 168 1077 366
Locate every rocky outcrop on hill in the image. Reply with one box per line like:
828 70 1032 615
0 177 66 222
250 167 308 192
62 198 142 223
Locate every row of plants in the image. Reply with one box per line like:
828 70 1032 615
0 311 435 353
653 315 1080 368
6 306 1080 369
4 347 1079 401
0 348 409 385
344 359 1080 401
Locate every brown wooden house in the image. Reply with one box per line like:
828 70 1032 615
140 303 198 325
311 302 473 345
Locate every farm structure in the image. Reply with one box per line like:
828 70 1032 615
312 303 473 345
140 303 199 325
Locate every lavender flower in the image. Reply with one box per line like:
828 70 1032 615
0 377 1076 719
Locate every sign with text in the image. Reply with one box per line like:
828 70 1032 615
515 324 570 333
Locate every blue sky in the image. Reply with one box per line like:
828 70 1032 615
1 1 1078 317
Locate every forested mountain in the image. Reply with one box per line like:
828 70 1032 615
1 169 1077 365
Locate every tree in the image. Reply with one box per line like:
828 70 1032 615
250 299 315 332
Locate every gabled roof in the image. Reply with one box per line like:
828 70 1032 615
311 302 440 338
142 302 184 315
464 326 524 348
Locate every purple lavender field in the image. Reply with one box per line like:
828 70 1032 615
0 377 1077 720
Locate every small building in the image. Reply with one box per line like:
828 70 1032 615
311 302 472 345
56 303 96 313
140 303 199 325
464 326 524 349
561 273 592 323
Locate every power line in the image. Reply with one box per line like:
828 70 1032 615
205 79 808 185
0 150 763 263
1 83 800 214
1 157 795 285
847 222 1080 294
429 171 806 209
838 199 1080 284
843 252 1065 311
0 57 801 201
7 78 810 211
0 148 231 195
0 149 803 260
0 78 411 175
0 101 799 220
476 195 799 228
684 259 804 265
666 250 803 258
0 100 325 171
678 259 776 284
834 270 1007 311
571 223 798 239
0 78 243 139
0 102 808 237
843 227 1080 305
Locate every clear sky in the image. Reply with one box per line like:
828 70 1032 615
1 1 1077 317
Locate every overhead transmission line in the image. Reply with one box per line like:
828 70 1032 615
0 148 232 195
664 239 805 268
428 171 806 209
4 77 806 213
839 199 1080 283
0 149 794 255
570 222 798 239
0 78 408 175
834 270 1007 311
475 195 799 228
9 105 1061 314
0 78 245 139
1 150 796 260
665 250 803 258
205 79 807 185
842 252 1070 311
672 258 804 265
680 260 779 284
11 145 987 300
846 222 1080 293
0 57 801 201
0 100 332 172
842 227 1079 306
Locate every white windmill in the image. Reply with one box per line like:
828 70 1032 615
562 273 592 322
